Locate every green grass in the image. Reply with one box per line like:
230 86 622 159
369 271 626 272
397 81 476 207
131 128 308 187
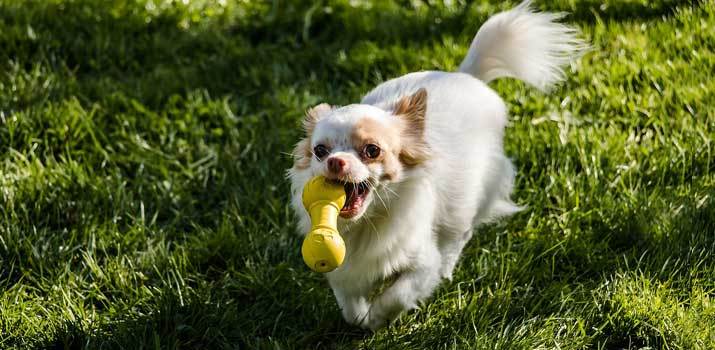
0 0 713 348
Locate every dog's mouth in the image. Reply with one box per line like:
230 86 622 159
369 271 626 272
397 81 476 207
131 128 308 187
340 181 370 218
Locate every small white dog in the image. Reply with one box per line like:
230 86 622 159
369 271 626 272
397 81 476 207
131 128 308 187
288 1 585 330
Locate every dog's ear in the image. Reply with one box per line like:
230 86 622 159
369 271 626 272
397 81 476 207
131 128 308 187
303 103 332 134
393 88 429 166
393 88 427 134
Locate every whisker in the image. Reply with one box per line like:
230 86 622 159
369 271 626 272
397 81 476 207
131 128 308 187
368 178 394 205
371 182 389 214
364 215 380 240
368 177 399 199
380 182 399 198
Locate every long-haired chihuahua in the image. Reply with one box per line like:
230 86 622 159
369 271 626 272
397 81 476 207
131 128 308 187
288 0 586 330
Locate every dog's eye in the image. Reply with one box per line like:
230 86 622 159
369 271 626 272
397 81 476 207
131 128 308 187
364 144 381 159
313 144 330 160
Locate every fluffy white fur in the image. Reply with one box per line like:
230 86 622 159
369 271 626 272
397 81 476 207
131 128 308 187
288 0 585 330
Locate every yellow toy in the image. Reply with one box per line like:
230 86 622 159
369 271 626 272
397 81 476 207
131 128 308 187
301 176 346 273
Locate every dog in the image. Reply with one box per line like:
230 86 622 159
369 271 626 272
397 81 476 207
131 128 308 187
288 0 586 330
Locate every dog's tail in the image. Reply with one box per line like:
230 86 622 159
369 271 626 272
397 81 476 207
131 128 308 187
458 0 587 92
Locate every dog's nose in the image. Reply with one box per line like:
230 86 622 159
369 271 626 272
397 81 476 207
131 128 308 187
327 157 348 177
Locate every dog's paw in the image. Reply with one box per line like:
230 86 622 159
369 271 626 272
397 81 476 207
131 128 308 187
360 310 388 331
362 300 413 331
341 306 371 328
439 269 453 281
346 314 371 329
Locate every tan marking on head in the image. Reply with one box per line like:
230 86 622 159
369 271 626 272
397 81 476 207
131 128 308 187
351 117 403 180
291 138 312 170
351 117 398 160
293 103 332 170
393 88 430 167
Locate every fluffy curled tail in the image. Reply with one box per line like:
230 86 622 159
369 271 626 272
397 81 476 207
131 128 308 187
458 0 587 91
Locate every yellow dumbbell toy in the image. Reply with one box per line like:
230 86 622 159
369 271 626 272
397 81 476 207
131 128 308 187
301 176 346 273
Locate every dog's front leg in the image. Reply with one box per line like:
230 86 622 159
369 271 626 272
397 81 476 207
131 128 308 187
332 286 371 326
360 180 441 330
364 245 442 330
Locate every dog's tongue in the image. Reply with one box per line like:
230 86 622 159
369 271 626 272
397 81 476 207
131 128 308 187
342 186 357 210
342 183 367 212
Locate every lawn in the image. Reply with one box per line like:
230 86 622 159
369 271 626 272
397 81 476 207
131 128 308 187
0 0 713 348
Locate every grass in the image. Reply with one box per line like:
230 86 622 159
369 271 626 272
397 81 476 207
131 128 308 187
0 0 713 348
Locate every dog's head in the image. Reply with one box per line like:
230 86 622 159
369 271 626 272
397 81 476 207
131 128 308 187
291 88 429 221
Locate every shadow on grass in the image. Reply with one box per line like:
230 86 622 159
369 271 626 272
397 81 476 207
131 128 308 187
412 191 714 347
41 273 369 349
30 186 713 349
1 0 699 109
